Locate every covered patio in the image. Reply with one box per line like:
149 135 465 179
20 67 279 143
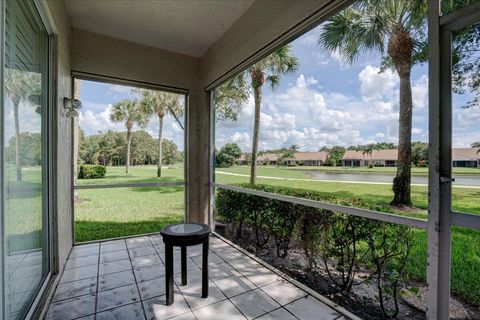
1 0 479 319
45 234 352 320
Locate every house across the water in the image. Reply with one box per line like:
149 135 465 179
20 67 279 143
452 148 480 167
341 148 479 167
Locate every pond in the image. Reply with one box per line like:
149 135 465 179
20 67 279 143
302 170 480 187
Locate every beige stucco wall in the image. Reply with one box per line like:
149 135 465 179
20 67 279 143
45 0 73 273
71 29 199 91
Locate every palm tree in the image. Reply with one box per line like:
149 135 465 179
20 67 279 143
110 99 147 174
473 142 480 154
362 144 378 158
224 46 298 184
319 0 427 206
5 69 41 181
136 89 183 177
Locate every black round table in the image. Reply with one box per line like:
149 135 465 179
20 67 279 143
160 223 211 305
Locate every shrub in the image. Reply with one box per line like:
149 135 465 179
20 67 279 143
366 221 413 319
78 165 106 179
322 213 371 292
269 200 302 258
215 189 253 239
215 184 414 317
243 194 272 248
297 208 332 271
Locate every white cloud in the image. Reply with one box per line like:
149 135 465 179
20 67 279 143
109 84 132 94
216 72 410 151
412 75 428 109
358 65 398 100
412 127 423 135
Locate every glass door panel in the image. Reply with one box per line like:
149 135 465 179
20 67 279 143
3 1 50 319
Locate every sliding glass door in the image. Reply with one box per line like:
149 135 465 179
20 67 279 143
2 1 51 319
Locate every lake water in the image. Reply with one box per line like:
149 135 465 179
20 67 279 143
302 171 480 187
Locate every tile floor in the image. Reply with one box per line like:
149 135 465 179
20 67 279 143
45 234 349 320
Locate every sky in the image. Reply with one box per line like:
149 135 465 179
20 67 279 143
214 26 480 152
74 25 480 153
77 81 185 150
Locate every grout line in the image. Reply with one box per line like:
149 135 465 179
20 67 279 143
92 300 141 318
211 233 362 320
178 238 249 319
75 231 161 246
251 305 300 320
126 238 148 320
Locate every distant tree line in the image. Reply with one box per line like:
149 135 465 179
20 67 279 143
5 132 42 166
78 129 182 167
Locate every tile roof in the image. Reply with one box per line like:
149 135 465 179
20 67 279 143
342 148 479 161
452 148 480 160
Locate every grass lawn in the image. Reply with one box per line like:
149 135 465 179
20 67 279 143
74 166 185 242
76 164 185 185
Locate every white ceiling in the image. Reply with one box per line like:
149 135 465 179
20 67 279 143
65 0 255 58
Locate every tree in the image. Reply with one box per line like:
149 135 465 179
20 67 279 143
319 0 428 206
224 47 298 183
216 143 242 167
94 131 119 166
472 142 480 154
137 89 183 177
161 139 181 165
214 76 249 122
325 146 346 166
5 69 41 181
6 132 41 166
130 131 156 165
278 145 298 165
362 144 379 160
110 99 148 173
411 141 429 166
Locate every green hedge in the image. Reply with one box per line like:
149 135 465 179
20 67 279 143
78 165 106 179
215 183 413 318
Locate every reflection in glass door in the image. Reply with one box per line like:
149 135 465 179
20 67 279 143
2 1 50 319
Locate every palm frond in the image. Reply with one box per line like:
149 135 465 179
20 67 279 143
318 4 385 64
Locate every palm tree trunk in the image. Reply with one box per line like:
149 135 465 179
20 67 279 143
13 101 22 181
126 128 132 174
157 115 164 177
250 85 262 185
391 73 413 206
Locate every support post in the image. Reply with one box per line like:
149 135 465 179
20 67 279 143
427 1 452 318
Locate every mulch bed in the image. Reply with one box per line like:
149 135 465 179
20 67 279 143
216 224 450 320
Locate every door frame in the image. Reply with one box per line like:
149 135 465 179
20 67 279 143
427 1 480 318
0 0 56 318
